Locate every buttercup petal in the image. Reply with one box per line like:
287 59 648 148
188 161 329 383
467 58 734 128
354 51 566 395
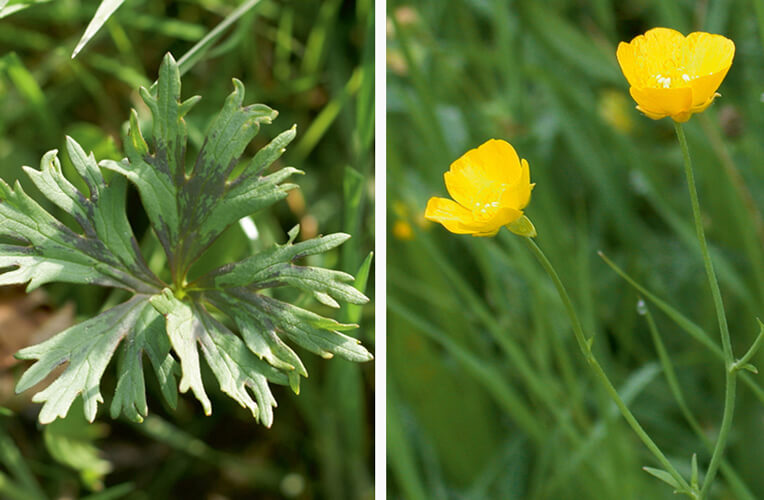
616 42 639 87
686 32 735 76
643 27 686 41
635 105 667 121
689 71 730 107
472 207 523 237
424 197 479 234
503 159 533 210
516 159 533 210
630 86 692 120
451 139 521 186
639 28 687 66
472 228 501 237
690 92 719 115
671 110 692 123
444 170 476 208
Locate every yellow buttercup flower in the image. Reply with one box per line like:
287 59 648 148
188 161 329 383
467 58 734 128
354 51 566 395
616 27 734 122
424 139 535 237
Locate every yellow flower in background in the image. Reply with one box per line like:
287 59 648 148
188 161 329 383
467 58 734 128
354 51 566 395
598 89 635 134
616 27 734 122
392 219 414 240
424 139 535 237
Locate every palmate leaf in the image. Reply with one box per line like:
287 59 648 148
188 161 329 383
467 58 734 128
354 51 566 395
11 52 371 426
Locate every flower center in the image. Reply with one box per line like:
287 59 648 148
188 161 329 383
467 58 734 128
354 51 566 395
651 68 695 89
470 183 506 221
471 201 500 222
473 201 499 211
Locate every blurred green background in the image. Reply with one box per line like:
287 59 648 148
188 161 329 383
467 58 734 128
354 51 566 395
0 1 374 499
387 1 764 498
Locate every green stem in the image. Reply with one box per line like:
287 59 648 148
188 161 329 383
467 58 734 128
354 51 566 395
674 122 736 499
674 123 733 361
642 301 756 500
523 237 693 495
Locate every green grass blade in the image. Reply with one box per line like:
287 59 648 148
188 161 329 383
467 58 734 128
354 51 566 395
387 381 430 500
176 0 264 77
0 427 45 500
72 0 125 58
599 251 764 404
389 297 546 443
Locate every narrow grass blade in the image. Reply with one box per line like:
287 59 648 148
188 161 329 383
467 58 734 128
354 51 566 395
80 482 135 500
600 251 764 404
1 52 56 138
641 301 758 500
342 166 365 272
0 473 37 500
389 297 546 443
176 0 263 77
345 251 373 325
294 67 363 160
0 0 51 20
72 0 126 58
0 428 45 500
387 382 430 500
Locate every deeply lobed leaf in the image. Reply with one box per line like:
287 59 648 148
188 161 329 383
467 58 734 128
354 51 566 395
11 52 371 426
198 227 368 307
110 304 178 422
103 53 299 278
150 290 288 427
0 139 160 293
198 226 373 392
15 296 161 424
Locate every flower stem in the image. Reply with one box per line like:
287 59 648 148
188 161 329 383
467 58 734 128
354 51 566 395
674 122 736 499
523 236 694 495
